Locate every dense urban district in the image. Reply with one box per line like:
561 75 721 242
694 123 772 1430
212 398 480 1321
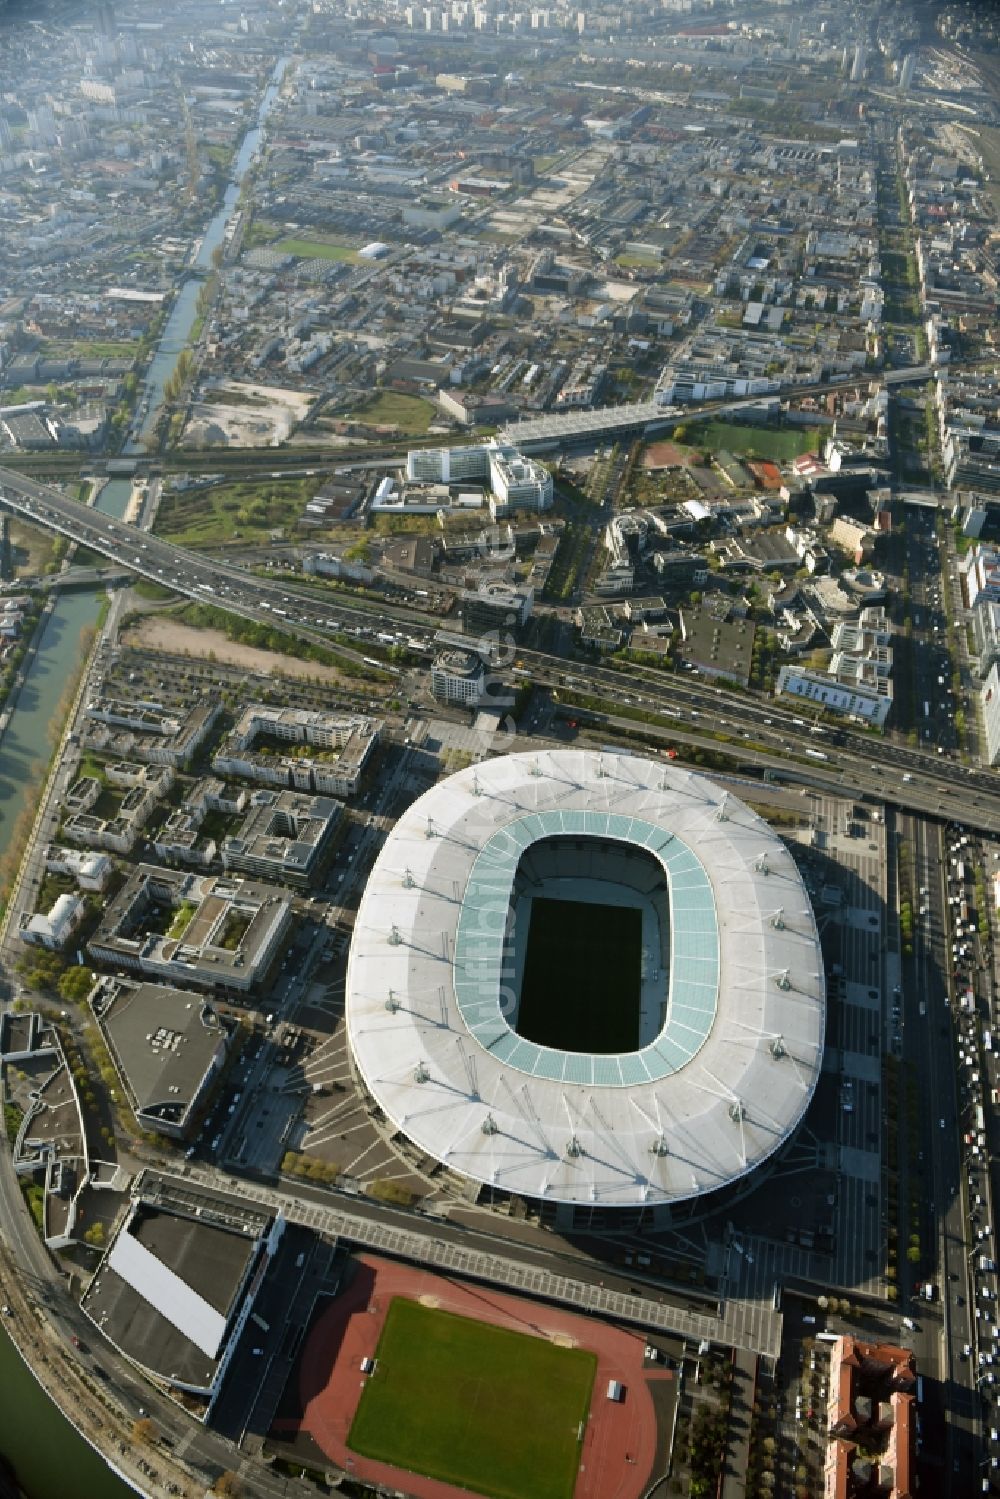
1 2 1000 1498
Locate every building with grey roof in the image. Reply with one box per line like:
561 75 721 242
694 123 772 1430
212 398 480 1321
460 580 534 637
92 978 229 1139
82 697 222 770
44 844 113 891
19 892 87 951
88 865 292 995
81 1172 282 1403
676 606 756 686
212 706 379 798
430 648 488 707
221 788 341 886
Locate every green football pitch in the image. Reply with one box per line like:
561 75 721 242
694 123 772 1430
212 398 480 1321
515 897 642 1053
347 1298 597 1499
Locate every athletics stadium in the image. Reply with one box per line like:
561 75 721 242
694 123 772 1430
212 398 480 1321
345 750 825 1230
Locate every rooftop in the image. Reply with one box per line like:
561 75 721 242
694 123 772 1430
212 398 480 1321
346 750 824 1210
93 980 227 1131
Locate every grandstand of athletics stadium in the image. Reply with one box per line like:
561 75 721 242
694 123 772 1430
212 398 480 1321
346 749 825 1231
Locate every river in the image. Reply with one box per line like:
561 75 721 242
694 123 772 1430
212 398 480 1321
0 54 288 1499
129 55 287 451
0 477 132 1499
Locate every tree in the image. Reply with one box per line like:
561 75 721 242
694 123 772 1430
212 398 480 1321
132 1417 156 1444
83 1222 105 1248
58 966 95 1004
213 1474 241 1497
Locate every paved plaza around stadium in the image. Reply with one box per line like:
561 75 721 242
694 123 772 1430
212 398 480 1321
271 1252 673 1499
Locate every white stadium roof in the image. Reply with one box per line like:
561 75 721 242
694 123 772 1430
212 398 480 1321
346 750 825 1212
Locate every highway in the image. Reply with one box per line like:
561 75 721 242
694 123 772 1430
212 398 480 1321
517 650 1000 830
3 461 1000 838
0 463 393 675
906 811 979 1484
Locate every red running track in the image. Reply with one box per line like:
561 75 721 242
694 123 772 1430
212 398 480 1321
271 1252 673 1499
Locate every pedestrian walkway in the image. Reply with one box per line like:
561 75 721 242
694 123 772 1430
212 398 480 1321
185 1168 783 1358
720 1347 757 1499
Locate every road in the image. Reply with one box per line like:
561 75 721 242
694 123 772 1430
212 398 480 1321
5 459 999 835
900 812 977 1484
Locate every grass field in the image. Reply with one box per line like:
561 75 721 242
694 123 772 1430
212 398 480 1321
41 339 139 360
516 897 642 1053
347 1299 595 1499
689 421 821 462
347 390 437 434
154 477 320 546
976 125 1000 219
274 237 363 264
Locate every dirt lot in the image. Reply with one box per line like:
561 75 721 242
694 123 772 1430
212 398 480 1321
642 440 694 469
121 614 349 683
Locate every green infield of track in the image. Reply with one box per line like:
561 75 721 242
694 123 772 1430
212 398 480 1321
347 1297 597 1499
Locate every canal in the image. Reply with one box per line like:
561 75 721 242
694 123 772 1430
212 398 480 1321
129 55 287 451
0 54 289 1498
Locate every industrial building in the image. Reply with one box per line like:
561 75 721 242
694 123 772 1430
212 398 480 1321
81 1173 283 1406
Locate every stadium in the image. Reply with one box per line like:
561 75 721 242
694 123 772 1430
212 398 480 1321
346 750 825 1230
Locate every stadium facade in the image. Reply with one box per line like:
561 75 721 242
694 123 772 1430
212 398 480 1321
346 750 825 1230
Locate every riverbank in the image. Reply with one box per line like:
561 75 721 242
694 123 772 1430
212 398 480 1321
0 54 294 1499
0 597 54 760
